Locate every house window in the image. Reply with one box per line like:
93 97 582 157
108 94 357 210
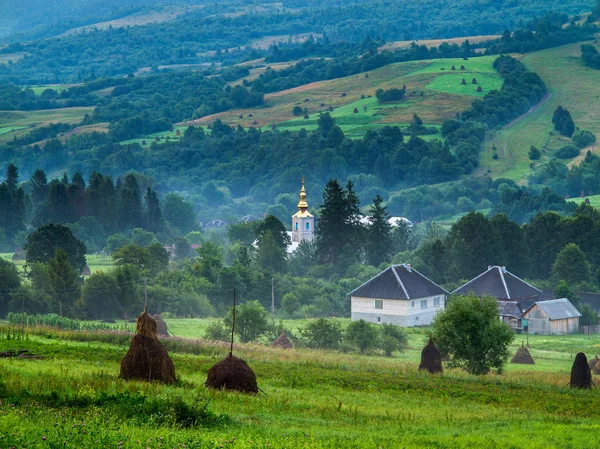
411 301 416 308
420 299 427 309
295 222 298 230
374 300 383 310
434 297 440 306
377 316 381 323
306 222 310 230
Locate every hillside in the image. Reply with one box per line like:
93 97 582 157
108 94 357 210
479 42 600 182
189 56 502 138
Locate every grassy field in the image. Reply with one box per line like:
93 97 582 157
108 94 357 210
0 322 599 448
0 253 114 274
119 125 188 146
186 56 501 139
0 107 94 144
26 84 78 96
567 194 600 208
0 52 28 65
378 35 501 52
479 42 600 183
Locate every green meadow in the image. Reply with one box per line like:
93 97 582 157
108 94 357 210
0 253 115 274
0 322 599 448
119 125 188 146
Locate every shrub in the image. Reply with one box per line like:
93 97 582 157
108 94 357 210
225 300 269 343
345 319 378 353
375 87 405 103
292 105 303 116
528 145 541 160
555 144 580 159
572 129 596 148
204 321 231 342
299 318 343 349
378 323 408 356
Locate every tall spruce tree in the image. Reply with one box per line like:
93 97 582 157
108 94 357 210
145 187 163 233
118 174 143 230
366 195 392 266
317 179 348 264
47 249 81 317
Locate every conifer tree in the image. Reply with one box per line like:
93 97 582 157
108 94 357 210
366 195 392 266
145 187 163 233
48 249 81 317
317 179 348 264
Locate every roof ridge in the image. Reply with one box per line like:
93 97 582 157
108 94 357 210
396 264 449 295
392 265 410 300
498 266 511 299
451 265 494 294
503 269 542 294
347 266 392 297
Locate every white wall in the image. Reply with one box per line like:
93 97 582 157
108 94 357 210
351 295 445 327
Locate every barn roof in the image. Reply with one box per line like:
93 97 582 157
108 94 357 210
349 264 448 300
497 301 522 318
524 298 582 320
452 266 541 300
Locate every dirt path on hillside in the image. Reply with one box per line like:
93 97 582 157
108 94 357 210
501 92 551 130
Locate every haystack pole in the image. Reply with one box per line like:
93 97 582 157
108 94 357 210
205 287 258 394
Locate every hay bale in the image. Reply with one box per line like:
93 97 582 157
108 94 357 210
570 352 593 389
153 314 169 337
590 355 599 371
205 353 258 394
120 311 176 384
271 330 292 349
511 344 535 364
419 337 443 374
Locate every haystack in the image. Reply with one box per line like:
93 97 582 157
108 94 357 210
511 343 535 364
205 353 258 393
153 314 169 337
205 287 258 394
593 359 600 375
419 337 443 374
120 311 176 384
589 355 599 371
271 330 292 349
569 352 593 389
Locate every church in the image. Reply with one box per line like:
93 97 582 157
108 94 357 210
287 178 315 253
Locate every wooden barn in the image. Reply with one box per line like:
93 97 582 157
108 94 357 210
349 264 448 327
522 298 581 335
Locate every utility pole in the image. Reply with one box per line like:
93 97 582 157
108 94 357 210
144 278 148 312
271 278 275 321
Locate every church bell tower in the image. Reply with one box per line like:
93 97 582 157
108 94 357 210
292 177 314 243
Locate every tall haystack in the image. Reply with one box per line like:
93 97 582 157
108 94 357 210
271 330 292 349
570 352 593 389
419 337 443 374
153 314 169 337
589 355 599 371
205 287 258 394
511 343 535 364
120 311 176 383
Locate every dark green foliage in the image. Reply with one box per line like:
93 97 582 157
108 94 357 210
552 105 575 137
555 145 580 159
113 243 168 277
25 223 87 273
375 87 406 103
345 319 379 353
163 193 198 235
299 318 343 349
581 43 600 69
365 195 393 266
378 323 408 356
204 321 231 342
551 243 591 284
572 130 596 148
225 300 269 343
47 249 81 317
0 259 21 317
528 145 541 161
432 295 514 375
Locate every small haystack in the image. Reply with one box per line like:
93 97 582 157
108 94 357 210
153 314 169 337
511 343 535 364
12 250 23 261
570 352 593 389
419 337 443 374
590 355 600 371
205 287 258 394
476 86 483 93
82 265 91 276
271 330 292 349
120 310 176 384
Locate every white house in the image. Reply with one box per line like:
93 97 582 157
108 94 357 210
349 264 448 327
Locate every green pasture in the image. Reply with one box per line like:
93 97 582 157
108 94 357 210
0 107 93 143
567 194 600 208
0 253 115 274
26 84 75 96
0 322 600 448
425 72 502 97
119 125 188 146
0 52 27 65
480 42 600 182
407 56 498 76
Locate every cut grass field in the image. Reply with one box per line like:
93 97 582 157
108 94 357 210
0 52 28 65
0 322 599 448
0 253 115 274
479 42 600 182
567 194 600 208
187 56 501 139
0 107 94 144
378 35 501 52
119 125 187 146
26 84 79 96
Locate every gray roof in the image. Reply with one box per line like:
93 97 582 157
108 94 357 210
497 301 522 318
525 298 582 320
349 264 448 300
452 266 541 300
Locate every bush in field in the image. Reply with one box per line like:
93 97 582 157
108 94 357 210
299 318 343 349
225 300 269 343
345 319 379 353
375 86 406 103
204 321 231 342
528 145 541 160
378 323 408 356
431 295 514 375
555 144 580 159
572 129 596 148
